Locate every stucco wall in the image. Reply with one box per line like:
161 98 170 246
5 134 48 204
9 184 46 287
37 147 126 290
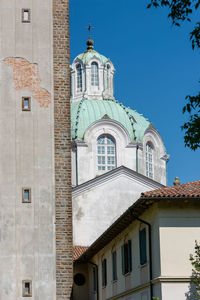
0 1 56 299
73 200 200 300
73 170 163 246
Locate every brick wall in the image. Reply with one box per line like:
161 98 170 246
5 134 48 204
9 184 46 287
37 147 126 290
53 1 73 299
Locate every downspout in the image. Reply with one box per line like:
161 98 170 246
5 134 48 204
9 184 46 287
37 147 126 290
75 143 78 186
129 211 153 299
88 261 99 300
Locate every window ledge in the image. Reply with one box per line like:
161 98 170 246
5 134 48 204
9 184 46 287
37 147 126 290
124 272 131 277
112 279 118 284
139 262 148 269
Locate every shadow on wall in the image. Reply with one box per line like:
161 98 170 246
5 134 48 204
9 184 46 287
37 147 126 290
185 274 199 300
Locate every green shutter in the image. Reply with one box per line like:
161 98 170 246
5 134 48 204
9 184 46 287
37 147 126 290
93 267 97 292
102 259 107 287
121 245 125 275
105 259 107 286
112 251 117 280
139 228 147 265
128 240 132 272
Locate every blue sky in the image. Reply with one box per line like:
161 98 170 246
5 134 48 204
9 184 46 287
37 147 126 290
70 0 200 186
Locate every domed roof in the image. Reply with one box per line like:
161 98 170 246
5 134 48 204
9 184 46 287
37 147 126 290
74 49 108 65
71 99 150 143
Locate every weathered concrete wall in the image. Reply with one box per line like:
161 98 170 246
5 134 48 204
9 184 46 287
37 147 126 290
0 0 56 299
0 0 72 299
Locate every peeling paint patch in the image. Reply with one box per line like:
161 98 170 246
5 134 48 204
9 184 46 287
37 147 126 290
3 57 51 108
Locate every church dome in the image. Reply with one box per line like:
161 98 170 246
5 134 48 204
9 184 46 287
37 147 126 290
71 98 150 143
74 49 108 65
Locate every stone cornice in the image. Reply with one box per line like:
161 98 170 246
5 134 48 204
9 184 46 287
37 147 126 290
72 166 164 196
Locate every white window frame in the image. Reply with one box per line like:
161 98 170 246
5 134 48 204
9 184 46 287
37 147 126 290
91 62 99 86
76 64 82 92
97 135 116 171
146 143 153 179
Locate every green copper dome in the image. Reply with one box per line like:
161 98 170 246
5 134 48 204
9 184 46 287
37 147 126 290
73 49 108 65
71 99 150 143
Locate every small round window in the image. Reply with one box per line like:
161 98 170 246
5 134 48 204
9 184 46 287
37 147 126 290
74 273 86 286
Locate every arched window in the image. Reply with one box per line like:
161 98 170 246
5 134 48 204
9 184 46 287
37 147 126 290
146 143 153 179
107 65 110 89
97 135 116 171
91 62 99 86
76 64 82 92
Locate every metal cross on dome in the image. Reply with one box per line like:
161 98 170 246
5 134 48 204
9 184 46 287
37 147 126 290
86 24 95 39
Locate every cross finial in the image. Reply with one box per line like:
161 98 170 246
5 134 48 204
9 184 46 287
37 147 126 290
87 24 94 39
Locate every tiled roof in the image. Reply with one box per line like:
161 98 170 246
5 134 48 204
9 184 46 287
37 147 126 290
141 180 200 198
73 246 88 261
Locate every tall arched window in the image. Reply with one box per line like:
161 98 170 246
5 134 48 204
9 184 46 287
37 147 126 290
76 64 82 92
97 135 116 171
146 143 153 179
107 65 110 89
91 62 99 86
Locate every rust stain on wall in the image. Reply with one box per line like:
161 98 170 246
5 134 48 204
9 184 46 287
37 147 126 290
3 57 51 108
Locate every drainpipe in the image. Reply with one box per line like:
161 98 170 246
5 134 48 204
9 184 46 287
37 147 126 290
75 143 78 186
129 211 153 299
88 261 99 300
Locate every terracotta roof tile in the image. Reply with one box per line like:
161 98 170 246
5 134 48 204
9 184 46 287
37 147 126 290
141 180 200 198
73 246 88 261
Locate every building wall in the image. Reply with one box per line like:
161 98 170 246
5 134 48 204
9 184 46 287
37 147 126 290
72 121 167 187
0 1 72 299
73 171 163 246
73 201 200 300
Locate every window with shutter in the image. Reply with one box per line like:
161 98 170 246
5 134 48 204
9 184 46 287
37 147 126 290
121 240 132 275
102 259 107 287
93 267 98 293
139 228 147 265
112 251 117 281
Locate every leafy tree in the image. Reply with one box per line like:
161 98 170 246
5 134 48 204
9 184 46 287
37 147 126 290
190 240 200 298
147 0 200 150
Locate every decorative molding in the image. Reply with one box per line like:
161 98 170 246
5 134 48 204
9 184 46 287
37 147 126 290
152 276 191 284
106 282 150 300
72 165 164 196
106 276 192 300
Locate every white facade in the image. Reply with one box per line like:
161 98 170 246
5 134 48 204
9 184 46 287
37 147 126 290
70 40 115 102
72 166 164 246
73 199 200 300
71 42 170 248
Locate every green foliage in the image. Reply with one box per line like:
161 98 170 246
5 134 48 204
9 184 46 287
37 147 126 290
152 297 159 300
182 90 200 150
190 240 200 299
147 0 200 150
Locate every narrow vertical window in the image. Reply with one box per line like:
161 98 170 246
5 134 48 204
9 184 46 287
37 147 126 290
91 62 99 86
93 266 98 293
139 228 147 265
102 259 107 287
76 64 82 92
22 97 31 111
97 135 116 171
107 65 110 89
112 251 117 281
22 9 31 23
22 188 31 203
22 280 32 297
146 143 153 179
121 240 132 275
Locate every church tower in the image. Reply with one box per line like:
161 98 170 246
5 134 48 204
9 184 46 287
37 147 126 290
0 1 72 300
